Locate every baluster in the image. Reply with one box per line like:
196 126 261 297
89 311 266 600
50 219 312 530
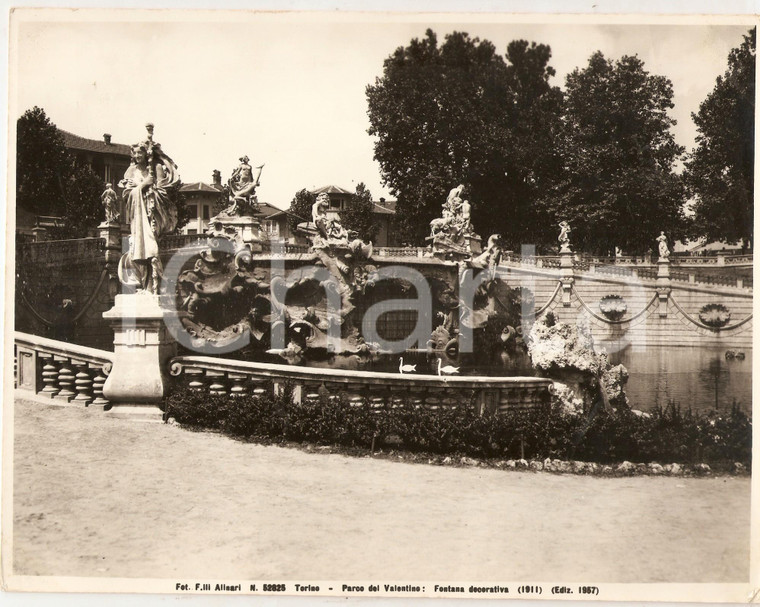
90 363 110 409
304 382 321 402
207 370 227 396
55 357 76 402
228 373 249 397
71 359 94 405
186 367 206 392
251 380 267 399
39 354 59 397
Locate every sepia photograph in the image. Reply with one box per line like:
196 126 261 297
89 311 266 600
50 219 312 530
2 7 757 601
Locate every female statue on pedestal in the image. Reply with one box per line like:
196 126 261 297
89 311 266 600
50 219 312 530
118 124 180 294
656 231 670 259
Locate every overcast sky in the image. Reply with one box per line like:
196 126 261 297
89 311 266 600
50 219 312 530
10 10 752 209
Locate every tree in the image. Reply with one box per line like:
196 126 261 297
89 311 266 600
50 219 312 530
685 28 755 248
366 30 563 247
287 188 315 233
49 165 104 239
342 183 378 242
539 52 686 254
17 106 71 217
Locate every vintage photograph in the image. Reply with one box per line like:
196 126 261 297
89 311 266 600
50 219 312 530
3 8 756 600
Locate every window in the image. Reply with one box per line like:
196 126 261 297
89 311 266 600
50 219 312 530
202 205 210 220
188 203 198 217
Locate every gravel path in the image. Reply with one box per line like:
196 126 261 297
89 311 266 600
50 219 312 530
10 397 751 582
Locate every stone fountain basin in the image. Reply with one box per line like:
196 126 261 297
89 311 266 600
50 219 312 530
170 355 552 412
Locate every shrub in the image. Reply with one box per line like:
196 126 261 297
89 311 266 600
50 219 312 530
163 388 752 468
164 388 231 430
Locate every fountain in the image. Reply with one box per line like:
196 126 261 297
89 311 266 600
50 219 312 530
167 181 626 413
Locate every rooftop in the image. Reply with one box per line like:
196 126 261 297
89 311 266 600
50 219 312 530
311 184 353 196
60 130 131 157
180 182 224 194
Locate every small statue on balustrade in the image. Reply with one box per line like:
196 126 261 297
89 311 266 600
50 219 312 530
558 221 572 253
101 182 120 224
657 231 670 259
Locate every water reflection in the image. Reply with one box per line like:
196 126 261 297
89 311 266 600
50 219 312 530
607 346 751 415
231 342 751 416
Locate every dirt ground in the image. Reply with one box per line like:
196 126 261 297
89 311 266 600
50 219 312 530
9 397 751 583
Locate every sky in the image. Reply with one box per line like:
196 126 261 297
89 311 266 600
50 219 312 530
9 10 753 210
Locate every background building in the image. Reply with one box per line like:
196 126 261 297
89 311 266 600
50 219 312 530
310 184 398 247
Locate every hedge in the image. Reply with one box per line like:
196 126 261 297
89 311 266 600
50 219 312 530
163 387 751 468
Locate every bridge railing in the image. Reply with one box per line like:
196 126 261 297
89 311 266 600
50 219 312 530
14 331 113 407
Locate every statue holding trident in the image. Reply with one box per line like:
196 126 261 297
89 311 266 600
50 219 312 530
223 155 264 216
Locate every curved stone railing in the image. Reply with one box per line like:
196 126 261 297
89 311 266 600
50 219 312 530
169 355 552 413
14 331 114 407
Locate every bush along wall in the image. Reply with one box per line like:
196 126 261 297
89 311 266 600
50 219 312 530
163 385 751 474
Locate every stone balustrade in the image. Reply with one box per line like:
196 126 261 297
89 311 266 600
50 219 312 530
169 355 552 414
14 331 114 409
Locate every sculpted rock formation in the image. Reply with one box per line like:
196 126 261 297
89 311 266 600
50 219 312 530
527 313 629 415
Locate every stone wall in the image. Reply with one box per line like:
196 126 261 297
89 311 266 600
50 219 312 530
509 267 753 350
15 237 116 350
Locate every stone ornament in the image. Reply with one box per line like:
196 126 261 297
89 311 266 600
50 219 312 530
117 123 180 294
599 294 627 321
698 303 731 328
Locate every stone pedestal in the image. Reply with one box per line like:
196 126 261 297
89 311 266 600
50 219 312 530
466 233 482 255
207 215 263 253
559 247 574 306
99 222 123 302
656 257 671 317
32 225 48 242
102 293 179 421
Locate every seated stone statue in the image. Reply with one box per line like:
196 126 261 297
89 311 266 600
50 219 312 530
222 155 264 216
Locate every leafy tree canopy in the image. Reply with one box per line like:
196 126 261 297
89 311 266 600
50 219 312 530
287 188 316 233
17 106 72 217
48 165 104 239
366 30 563 248
685 28 755 247
539 52 686 254
342 182 378 243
